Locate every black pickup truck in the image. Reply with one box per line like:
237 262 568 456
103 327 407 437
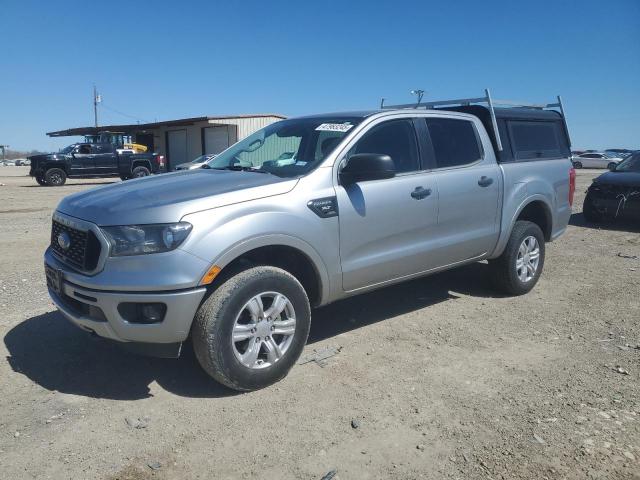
29 143 166 186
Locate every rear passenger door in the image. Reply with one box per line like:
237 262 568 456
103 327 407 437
422 116 501 266
92 144 118 173
337 118 439 291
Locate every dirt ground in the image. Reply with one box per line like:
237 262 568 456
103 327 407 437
1 166 638 480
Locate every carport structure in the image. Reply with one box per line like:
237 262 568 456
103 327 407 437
47 114 286 170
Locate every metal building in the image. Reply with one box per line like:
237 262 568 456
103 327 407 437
47 114 285 170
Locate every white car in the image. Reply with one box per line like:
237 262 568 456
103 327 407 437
572 152 621 169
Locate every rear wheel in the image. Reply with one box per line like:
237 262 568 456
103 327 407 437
192 266 311 391
490 220 545 296
572 161 582 169
607 162 617 171
44 168 66 186
131 166 150 178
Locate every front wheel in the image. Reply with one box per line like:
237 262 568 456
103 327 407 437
44 168 66 186
583 193 604 223
192 266 311 391
489 220 545 296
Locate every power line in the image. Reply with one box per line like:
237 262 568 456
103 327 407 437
100 103 149 124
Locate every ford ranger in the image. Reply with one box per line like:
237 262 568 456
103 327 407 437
44 91 574 391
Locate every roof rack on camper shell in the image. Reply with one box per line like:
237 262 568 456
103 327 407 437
380 88 570 152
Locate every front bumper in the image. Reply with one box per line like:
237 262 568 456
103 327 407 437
45 252 207 345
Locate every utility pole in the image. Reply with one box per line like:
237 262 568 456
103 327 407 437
0 145 8 163
93 85 101 127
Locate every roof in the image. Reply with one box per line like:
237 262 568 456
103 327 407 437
47 114 286 137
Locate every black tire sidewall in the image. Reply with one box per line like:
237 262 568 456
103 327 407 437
194 267 311 391
583 193 602 223
573 161 582 169
132 166 150 178
509 222 545 294
45 168 66 186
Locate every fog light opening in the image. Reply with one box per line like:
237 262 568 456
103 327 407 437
118 302 167 324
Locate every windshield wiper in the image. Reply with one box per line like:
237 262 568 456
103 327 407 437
210 165 271 174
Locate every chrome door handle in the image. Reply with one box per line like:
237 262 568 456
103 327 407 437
410 186 432 200
478 176 494 187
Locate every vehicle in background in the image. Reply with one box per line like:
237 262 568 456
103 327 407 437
583 151 640 222
2 160 16 166
28 142 166 186
44 90 574 391
174 154 217 171
14 158 30 166
605 148 633 159
84 131 148 153
572 152 622 169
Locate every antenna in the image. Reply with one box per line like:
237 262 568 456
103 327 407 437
410 89 425 106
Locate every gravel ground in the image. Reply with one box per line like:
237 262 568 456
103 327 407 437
1 166 638 480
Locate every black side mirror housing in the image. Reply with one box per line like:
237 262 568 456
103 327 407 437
340 153 395 184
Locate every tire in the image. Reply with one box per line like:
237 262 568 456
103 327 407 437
131 166 150 178
44 168 66 186
583 193 603 223
119 175 130 181
192 266 311 391
572 161 582 169
607 162 616 171
35 176 46 186
489 220 545 296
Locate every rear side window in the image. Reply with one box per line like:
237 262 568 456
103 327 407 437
508 121 565 160
425 118 482 168
352 119 419 173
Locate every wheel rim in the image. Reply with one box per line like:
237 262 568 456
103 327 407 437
231 291 296 369
49 172 62 184
134 170 148 178
515 236 540 283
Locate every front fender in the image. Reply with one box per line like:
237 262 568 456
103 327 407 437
180 204 339 306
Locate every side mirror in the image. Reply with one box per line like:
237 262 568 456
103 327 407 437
340 153 395 184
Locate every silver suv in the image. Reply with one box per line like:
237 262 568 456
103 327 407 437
45 93 575 391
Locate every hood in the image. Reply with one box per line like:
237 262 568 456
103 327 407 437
592 171 640 188
57 169 298 226
28 153 57 162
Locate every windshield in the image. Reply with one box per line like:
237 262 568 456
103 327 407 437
59 144 75 154
191 154 214 164
615 153 640 172
205 117 362 178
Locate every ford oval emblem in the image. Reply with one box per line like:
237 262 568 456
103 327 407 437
57 231 71 250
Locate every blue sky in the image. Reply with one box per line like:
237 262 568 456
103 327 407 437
1 0 638 151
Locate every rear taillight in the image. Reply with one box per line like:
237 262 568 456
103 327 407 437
569 167 576 206
156 155 165 168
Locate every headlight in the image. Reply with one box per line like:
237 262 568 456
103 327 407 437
101 222 192 257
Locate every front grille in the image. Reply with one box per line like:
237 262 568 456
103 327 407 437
51 220 101 271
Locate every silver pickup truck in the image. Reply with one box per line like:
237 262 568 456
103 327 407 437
45 92 575 391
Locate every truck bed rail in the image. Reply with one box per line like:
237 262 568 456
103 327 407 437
380 89 570 151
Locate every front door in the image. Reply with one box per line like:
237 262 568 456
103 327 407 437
69 144 94 174
422 116 501 265
337 118 439 292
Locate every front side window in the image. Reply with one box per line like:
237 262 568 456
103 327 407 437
349 119 419 173
206 117 362 178
426 118 481 168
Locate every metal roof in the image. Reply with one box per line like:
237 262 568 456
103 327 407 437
47 114 286 137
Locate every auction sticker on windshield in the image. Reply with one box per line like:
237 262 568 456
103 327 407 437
315 123 354 132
